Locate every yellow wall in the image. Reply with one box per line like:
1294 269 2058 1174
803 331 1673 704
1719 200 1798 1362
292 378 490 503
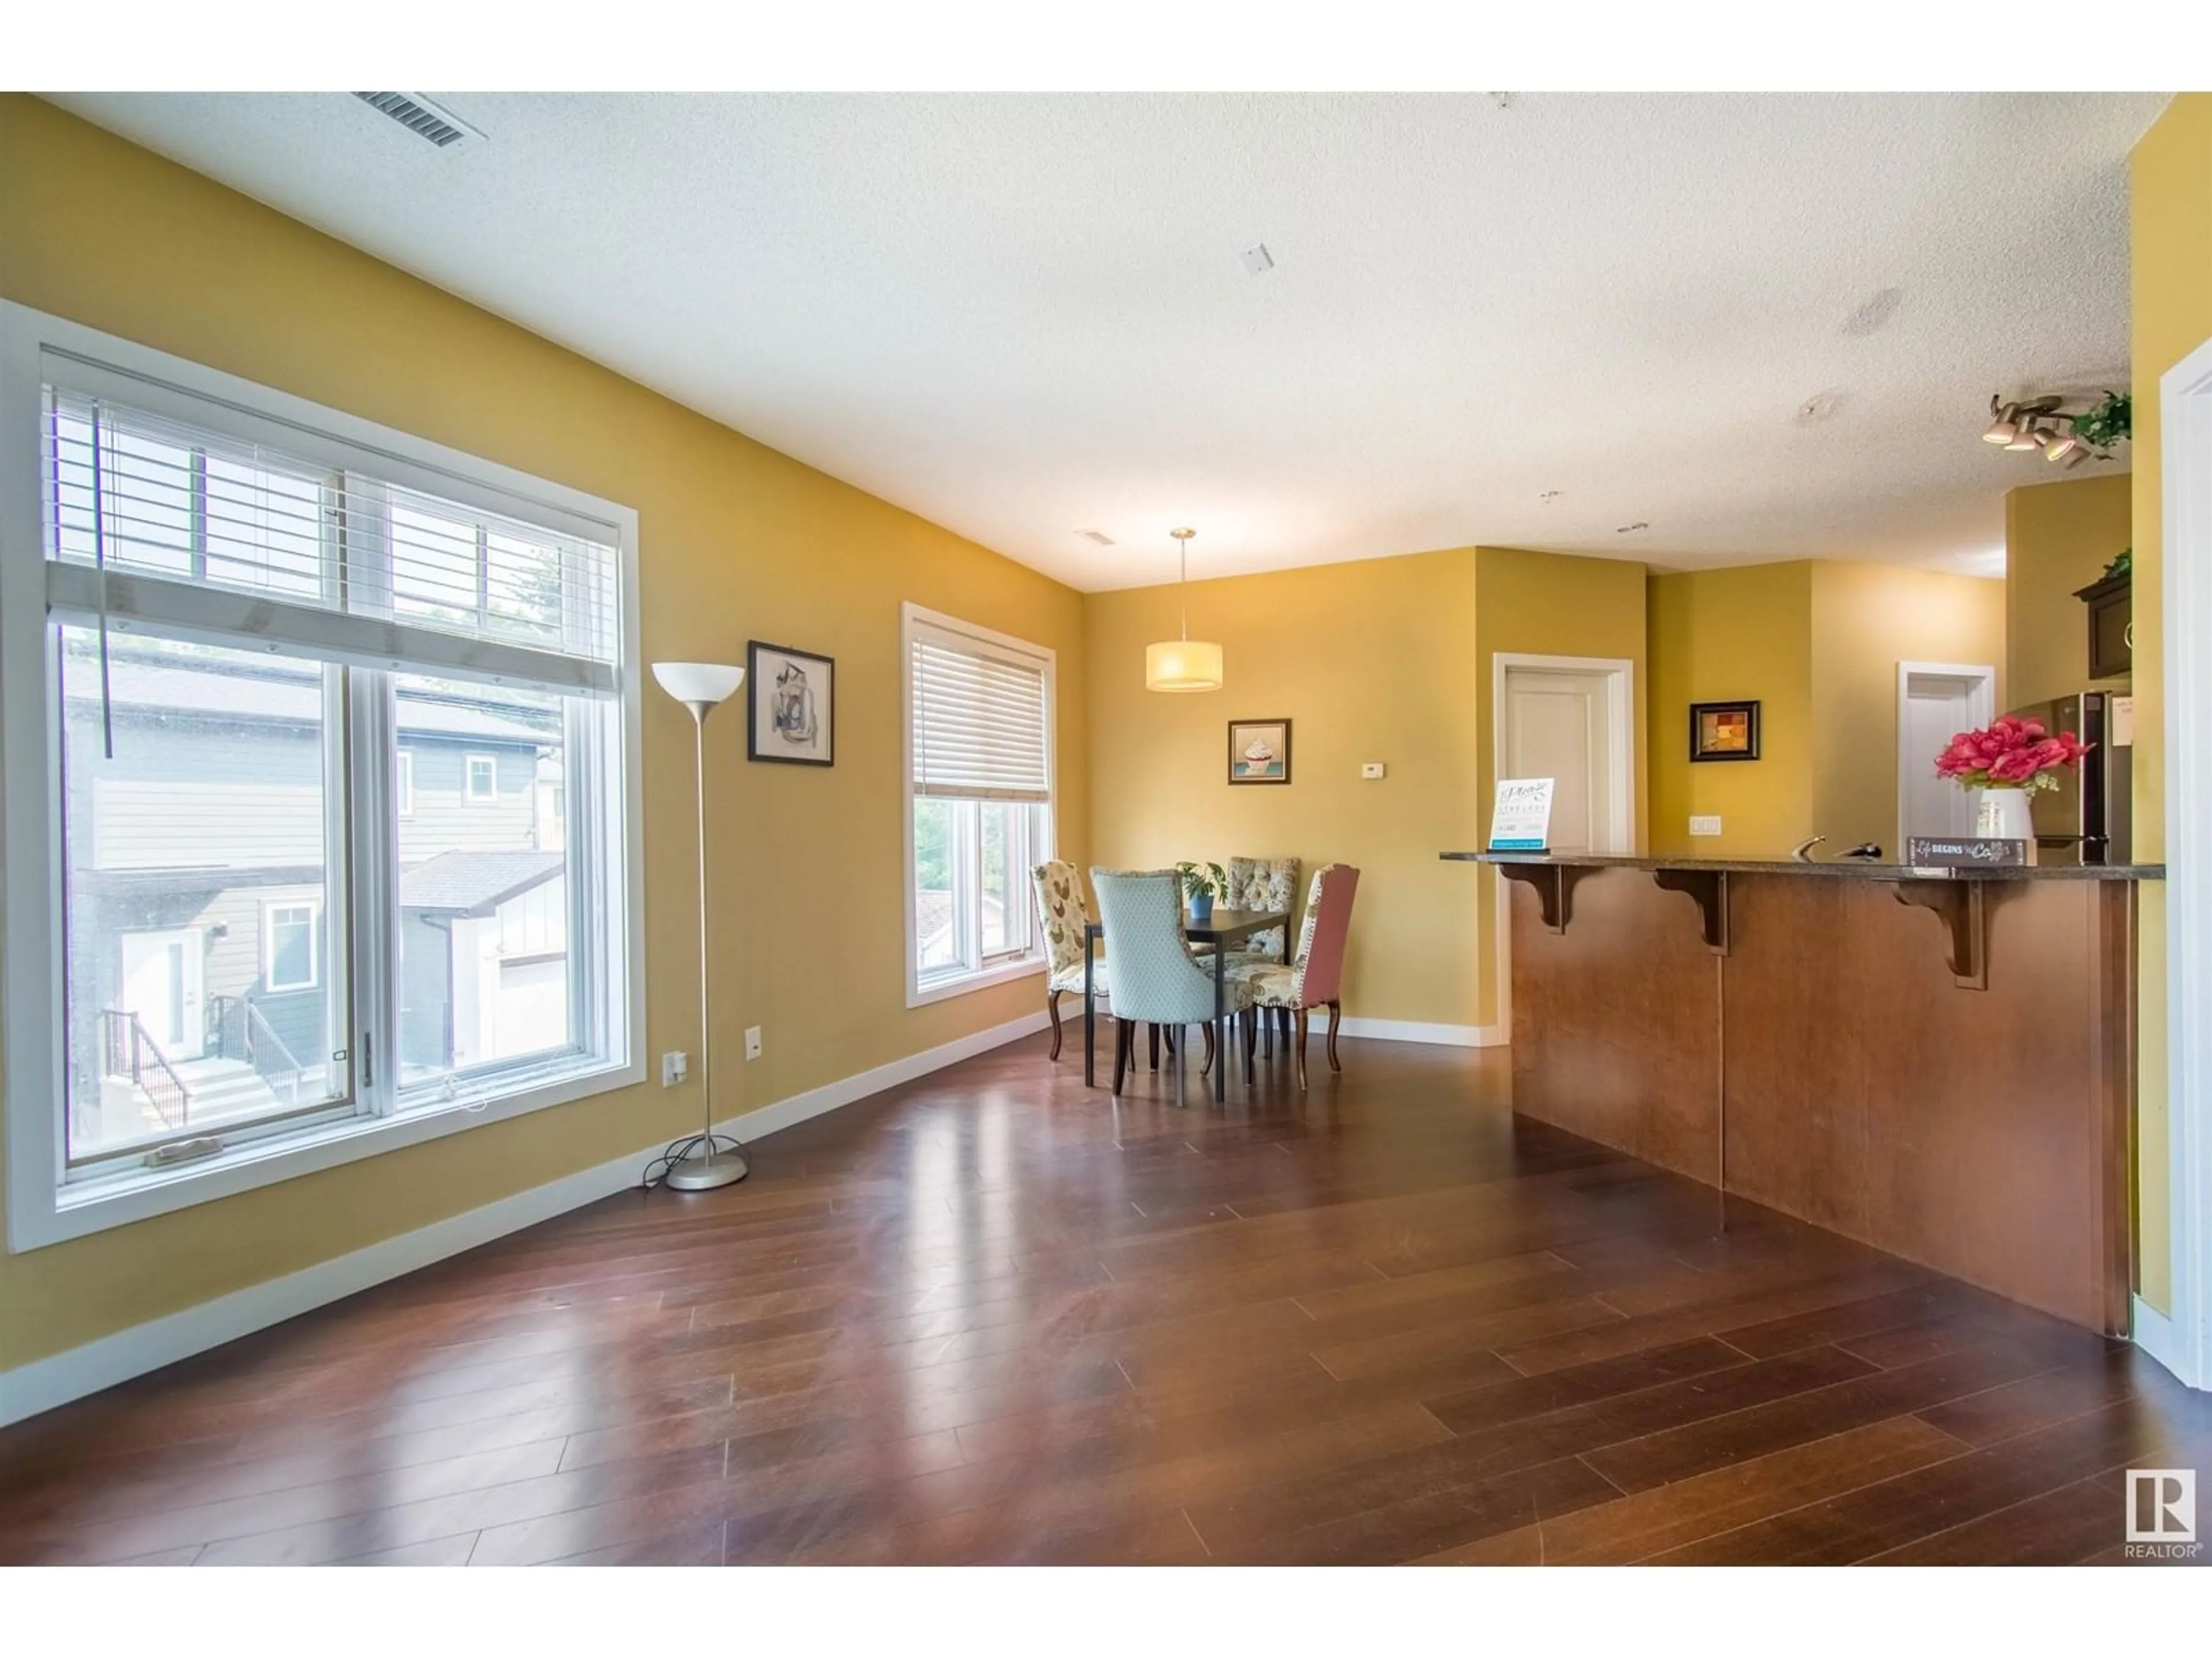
2128 92 2209 1312
1085 550 1484 1029
1470 547 1650 1029
1084 544 1646 1036
1647 563 1816 857
1646 560 2004 860
0 96 1089 1369
2005 474 2133 709
1810 561 2008 857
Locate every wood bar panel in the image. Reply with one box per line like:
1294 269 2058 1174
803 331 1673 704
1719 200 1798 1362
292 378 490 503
1502 864 2136 1333
1505 866 1721 1185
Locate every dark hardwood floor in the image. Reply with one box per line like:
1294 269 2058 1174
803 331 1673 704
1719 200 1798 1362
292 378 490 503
1 1035 2204 1566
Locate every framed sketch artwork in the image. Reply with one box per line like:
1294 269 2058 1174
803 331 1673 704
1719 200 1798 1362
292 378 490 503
747 641 835 767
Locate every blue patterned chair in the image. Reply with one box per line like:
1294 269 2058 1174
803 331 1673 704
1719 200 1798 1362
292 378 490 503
1089 867 1255 1100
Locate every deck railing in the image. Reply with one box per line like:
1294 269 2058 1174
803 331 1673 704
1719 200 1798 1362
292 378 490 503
97 1007 191 1130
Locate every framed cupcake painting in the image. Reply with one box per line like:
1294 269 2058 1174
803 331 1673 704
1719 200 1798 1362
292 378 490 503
1227 719 1291 785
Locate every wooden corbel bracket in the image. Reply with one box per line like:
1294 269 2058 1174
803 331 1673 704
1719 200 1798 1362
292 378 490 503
1892 878 1987 990
1652 868 1730 955
1497 861 1592 934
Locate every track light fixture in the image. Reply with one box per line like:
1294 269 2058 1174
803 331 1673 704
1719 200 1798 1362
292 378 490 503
1981 392 2114 470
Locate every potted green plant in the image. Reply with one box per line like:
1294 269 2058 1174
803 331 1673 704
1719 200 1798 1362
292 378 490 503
1175 860 1229 924
2072 391 2131 455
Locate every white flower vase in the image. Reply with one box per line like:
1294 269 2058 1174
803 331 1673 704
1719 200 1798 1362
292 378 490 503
1974 786 2037 862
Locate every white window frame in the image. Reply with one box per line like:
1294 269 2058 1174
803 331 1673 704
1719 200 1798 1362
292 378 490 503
0 302 646 1251
901 603 1054 1009
396 749 416 818
262 900 322 994
464 752 498 804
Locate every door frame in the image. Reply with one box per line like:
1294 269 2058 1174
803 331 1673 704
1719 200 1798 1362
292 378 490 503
1895 660 1997 854
2146 328 2212 1391
1490 653 1637 1044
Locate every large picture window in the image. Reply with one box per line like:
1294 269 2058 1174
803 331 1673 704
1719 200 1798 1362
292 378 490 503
0 305 643 1245
903 604 1054 1005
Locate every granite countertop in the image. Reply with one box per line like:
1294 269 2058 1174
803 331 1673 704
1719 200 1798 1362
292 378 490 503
1441 851 2167 882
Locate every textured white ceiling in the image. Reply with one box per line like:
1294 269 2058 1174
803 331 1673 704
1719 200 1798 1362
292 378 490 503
47 92 2166 588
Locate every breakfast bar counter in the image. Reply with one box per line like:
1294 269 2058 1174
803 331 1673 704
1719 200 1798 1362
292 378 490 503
1442 850 2165 1333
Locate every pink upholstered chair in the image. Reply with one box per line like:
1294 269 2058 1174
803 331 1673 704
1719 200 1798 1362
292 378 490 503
1232 863 1359 1088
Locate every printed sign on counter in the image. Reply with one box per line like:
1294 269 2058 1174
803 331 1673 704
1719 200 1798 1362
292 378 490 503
1490 778 1556 851
1906 836 2028 869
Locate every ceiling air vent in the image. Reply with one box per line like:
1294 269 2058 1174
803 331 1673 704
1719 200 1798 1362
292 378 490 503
353 92 484 150
1077 530 1115 546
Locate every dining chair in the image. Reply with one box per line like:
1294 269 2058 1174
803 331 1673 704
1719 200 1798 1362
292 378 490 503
1031 859 1108 1062
1223 854 1301 1051
1232 863 1359 1088
1089 867 1256 1103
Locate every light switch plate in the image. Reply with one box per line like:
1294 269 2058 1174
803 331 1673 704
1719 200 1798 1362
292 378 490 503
1361 762 1386 780
1689 815 1723 837
744 1026 763 1061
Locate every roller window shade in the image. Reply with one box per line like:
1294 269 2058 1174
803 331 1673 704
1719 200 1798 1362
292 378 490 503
40 388 622 692
909 625 1051 802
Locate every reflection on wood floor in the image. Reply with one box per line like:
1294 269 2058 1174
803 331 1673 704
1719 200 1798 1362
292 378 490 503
1 1036 2205 1566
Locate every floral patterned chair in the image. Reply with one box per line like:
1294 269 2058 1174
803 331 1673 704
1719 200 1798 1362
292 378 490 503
1221 855 1300 1048
1032 859 1109 1061
1231 863 1359 1088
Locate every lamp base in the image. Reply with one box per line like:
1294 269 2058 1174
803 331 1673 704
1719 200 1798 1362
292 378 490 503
660 1134 750 1191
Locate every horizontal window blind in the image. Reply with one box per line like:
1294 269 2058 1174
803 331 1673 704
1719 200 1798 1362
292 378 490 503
910 623 1051 802
41 389 622 692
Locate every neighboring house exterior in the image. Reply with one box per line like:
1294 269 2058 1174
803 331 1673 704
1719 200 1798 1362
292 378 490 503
66 643 569 1152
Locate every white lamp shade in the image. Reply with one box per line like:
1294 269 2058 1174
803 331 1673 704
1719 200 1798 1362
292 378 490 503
652 661 746 706
1145 638 1225 693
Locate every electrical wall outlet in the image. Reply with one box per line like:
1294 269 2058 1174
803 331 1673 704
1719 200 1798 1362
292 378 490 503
1689 815 1723 838
744 1026 763 1061
661 1051 688 1087
1361 762 1387 779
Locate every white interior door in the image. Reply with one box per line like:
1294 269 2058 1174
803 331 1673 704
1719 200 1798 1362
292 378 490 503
1501 667 1624 855
1899 666 1996 845
119 928 204 1059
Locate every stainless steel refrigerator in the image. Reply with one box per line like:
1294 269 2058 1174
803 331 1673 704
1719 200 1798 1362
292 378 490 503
2004 691 2132 865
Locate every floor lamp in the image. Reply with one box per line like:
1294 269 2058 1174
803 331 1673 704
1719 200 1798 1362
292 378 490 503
651 661 752 1191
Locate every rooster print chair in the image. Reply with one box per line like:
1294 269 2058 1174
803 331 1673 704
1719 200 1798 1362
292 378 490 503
1232 863 1359 1088
1032 859 1108 1061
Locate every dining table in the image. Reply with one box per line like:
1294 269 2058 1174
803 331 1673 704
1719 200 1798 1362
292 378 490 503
1081 907 1291 1103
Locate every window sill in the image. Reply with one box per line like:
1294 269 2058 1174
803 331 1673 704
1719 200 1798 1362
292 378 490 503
907 955 1045 1010
10 1055 645 1253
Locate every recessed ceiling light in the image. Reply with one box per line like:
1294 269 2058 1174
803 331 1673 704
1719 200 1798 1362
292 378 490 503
1615 521 1649 534
1240 244 1275 276
1076 529 1115 546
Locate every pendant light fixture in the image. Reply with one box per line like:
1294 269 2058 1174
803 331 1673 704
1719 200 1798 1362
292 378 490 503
1145 527 1225 692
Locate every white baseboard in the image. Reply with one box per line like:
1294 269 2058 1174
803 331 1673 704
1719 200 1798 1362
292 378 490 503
2133 1293 2207 1392
0 1010 1047 1430
1335 1016 1505 1049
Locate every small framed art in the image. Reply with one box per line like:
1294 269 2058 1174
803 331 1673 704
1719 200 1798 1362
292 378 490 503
1688 700 1760 763
747 641 835 767
1228 719 1292 785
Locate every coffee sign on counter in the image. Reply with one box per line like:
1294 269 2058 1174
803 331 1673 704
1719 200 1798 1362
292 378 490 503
1906 836 2028 869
